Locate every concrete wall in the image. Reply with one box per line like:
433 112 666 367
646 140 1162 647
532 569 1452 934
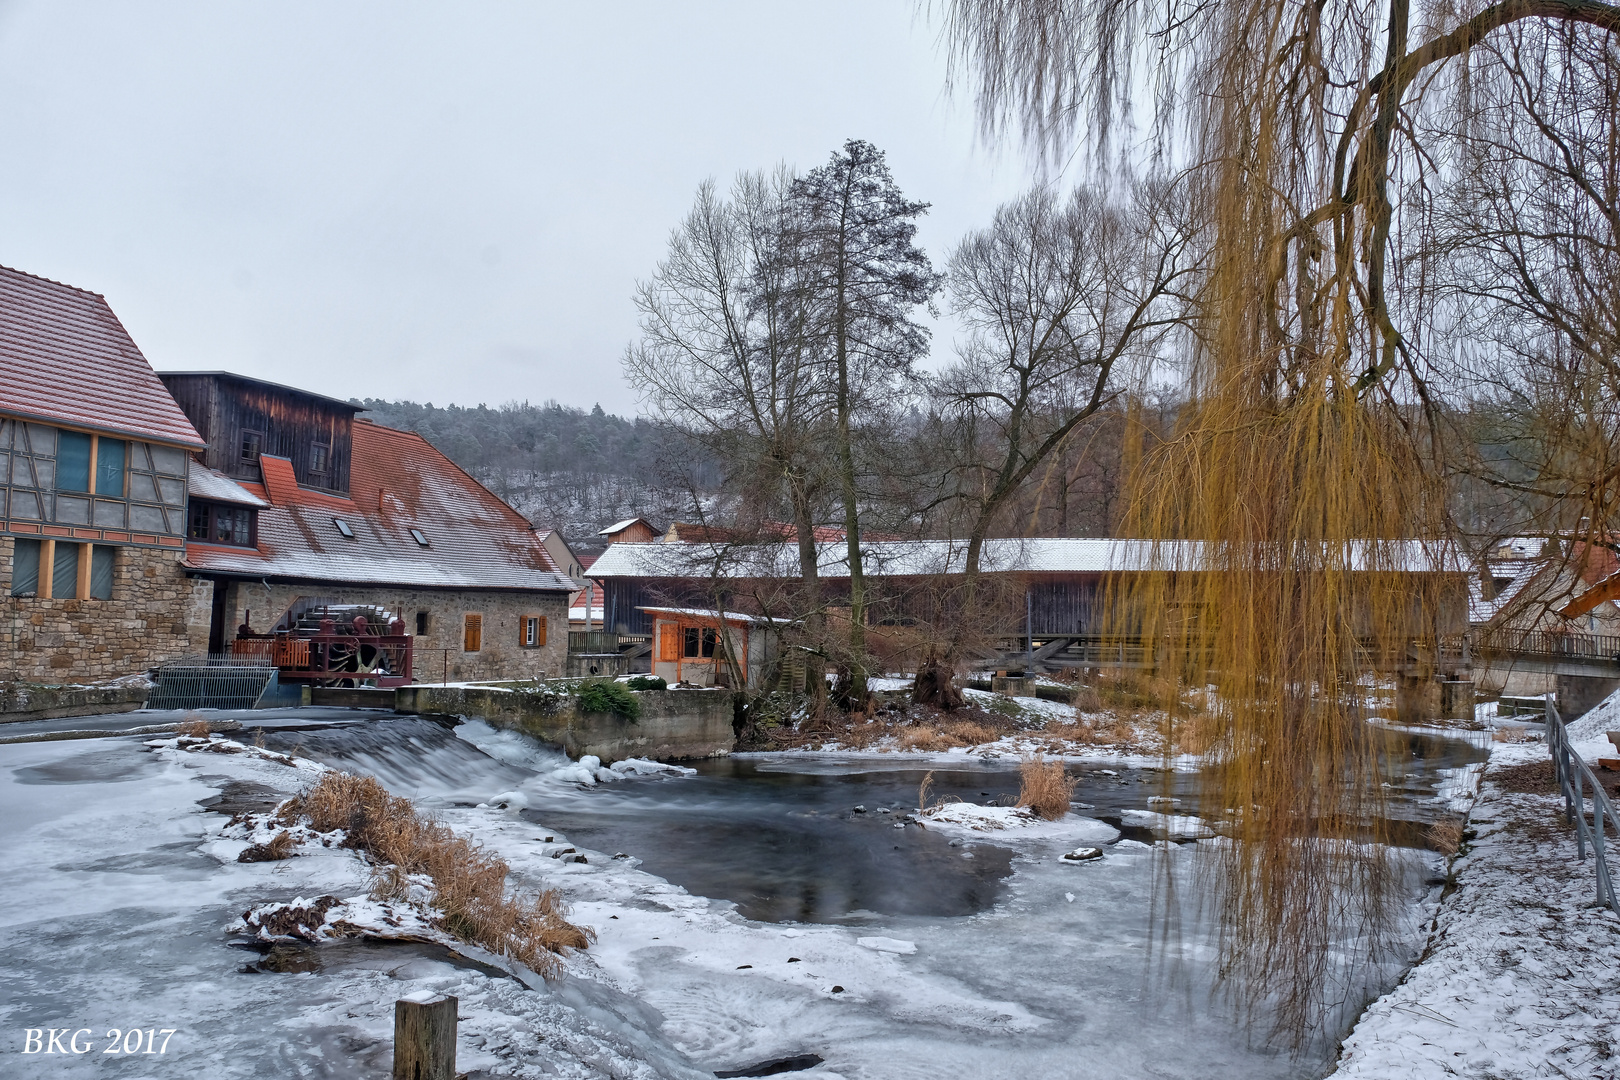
396 684 734 762
1556 673 1620 720
0 536 210 681
0 682 148 722
219 580 568 683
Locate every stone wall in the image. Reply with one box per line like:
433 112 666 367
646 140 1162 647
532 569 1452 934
0 536 211 682
219 580 568 683
395 684 735 762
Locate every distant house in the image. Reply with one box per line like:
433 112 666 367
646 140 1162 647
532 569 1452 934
599 517 659 544
538 529 588 586
0 265 211 681
643 605 783 690
159 372 577 684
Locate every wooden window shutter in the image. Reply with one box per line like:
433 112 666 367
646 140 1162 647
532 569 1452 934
519 615 548 648
659 624 679 662
463 613 482 652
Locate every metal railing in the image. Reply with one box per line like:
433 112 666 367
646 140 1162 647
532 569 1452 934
1479 628 1620 665
1546 698 1620 913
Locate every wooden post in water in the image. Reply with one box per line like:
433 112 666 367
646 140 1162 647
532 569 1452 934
393 995 456 1080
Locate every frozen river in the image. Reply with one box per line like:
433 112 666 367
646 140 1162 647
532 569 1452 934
0 710 1487 1078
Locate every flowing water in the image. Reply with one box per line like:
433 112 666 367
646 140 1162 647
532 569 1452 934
258 715 1489 926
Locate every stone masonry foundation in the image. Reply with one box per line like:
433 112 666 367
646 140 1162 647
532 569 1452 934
1 535 211 683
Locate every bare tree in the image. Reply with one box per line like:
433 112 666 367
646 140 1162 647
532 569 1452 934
933 183 1197 598
625 170 835 709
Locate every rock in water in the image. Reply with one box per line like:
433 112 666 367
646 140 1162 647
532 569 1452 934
1062 847 1104 862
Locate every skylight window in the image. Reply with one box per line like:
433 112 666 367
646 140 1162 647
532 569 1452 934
409 528 429 547
333 518 355 539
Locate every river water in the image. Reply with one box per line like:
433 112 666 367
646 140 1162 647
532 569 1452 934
0 709 1492 1079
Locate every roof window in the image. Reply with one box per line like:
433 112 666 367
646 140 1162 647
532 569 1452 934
409 528 429 547
333 518 355 539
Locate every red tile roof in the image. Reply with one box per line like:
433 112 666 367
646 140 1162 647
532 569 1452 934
184 420 573 592
0 265 204 448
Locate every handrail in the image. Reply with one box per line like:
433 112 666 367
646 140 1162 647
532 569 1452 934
1546 698 1620 914
1480 628 1620 664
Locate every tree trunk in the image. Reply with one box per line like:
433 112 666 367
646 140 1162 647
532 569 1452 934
788 470 828 714
833 202 868 707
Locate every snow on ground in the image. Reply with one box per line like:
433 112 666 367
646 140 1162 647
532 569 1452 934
0 732 710 1078
915 800 1121 844
1327 723 1620 1079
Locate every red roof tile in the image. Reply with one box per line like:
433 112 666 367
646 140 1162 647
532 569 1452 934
0 265 204 447
183 420 572 592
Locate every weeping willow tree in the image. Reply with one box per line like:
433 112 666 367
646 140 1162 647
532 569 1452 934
936 0 1620 1046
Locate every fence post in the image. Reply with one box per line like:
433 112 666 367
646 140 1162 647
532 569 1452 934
394 995 456 1080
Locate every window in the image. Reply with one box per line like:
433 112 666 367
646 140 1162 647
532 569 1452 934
463 613 482 652
682 626 718 658
658 624 680 662
51 541 80 599
57 430 91 492
95 438 126 495
188 502 256 547
310 442 330 476
333 518 355 539
520 615 547 648
415 611 430 636
409 528 429 547
89 546 114 600
10 538 40 596
240 430 263 463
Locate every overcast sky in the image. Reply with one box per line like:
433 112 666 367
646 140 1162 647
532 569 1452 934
0 1 1036 415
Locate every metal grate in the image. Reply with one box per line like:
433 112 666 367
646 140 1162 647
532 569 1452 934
147 654 276 710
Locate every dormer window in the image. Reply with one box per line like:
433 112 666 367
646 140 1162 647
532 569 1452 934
188 501 256 547
333 518 355 539
310 441 330 477
240 430 263 463
409 528 429 547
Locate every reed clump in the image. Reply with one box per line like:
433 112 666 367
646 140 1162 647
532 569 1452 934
1015 754 1077 820
176 717 211 738
280 772 592 976
1427 819 1464 856
899 719 1002 752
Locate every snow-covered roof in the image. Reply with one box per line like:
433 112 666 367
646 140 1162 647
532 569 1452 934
1469 558 1545 624
187 465 269 508
638 605 791 626
183 420 575 592
599 518 652 536
588 537 1463 580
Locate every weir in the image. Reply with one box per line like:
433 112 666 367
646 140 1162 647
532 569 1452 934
394 684 735 763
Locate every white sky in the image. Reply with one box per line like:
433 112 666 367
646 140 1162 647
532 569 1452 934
0 1 1035 415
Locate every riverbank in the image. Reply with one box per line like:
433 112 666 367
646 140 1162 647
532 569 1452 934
1326 709 1620 1080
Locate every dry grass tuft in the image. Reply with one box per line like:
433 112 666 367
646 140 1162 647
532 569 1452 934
899 719 1003 752
1016 754 1078 821
1427 819 1464 856
281 772 593 977
238 829 296 863
1064 711 1126 746
176 718 211 738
